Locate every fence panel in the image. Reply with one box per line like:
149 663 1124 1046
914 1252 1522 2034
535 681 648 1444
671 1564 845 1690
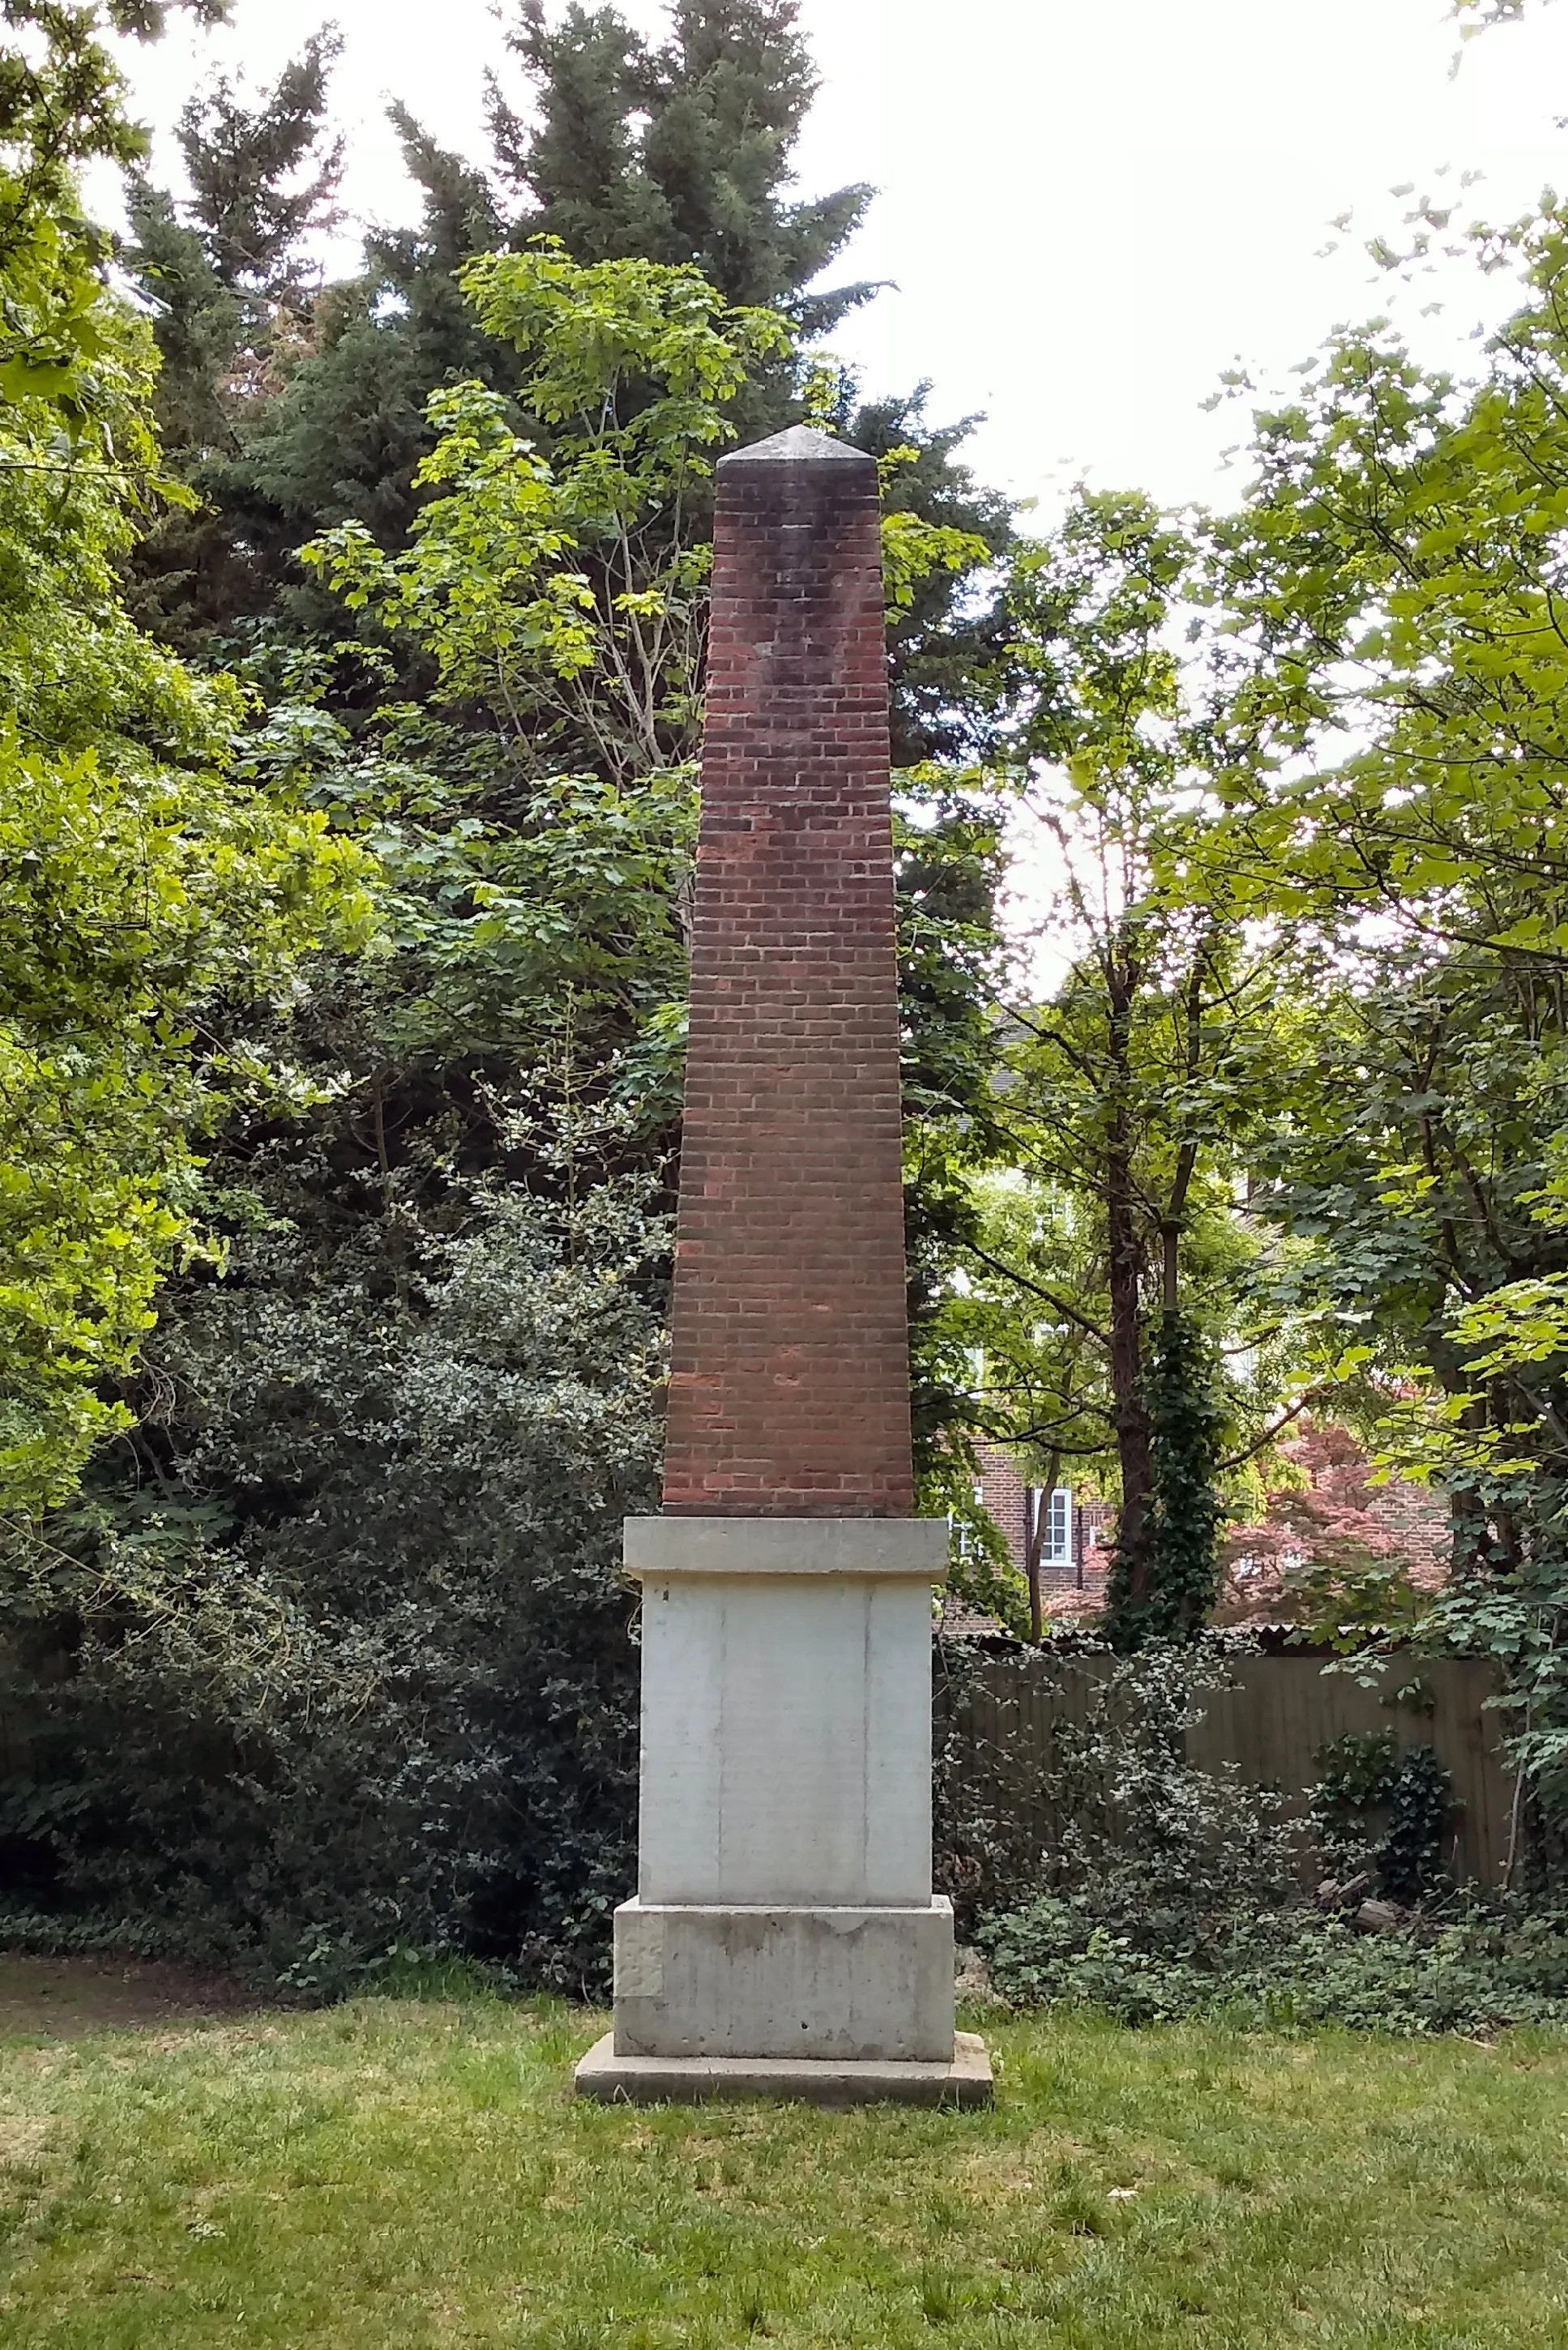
936 1649 1515 1888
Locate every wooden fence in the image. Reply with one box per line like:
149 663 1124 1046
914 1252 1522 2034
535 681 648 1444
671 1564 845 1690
936 1649 1516 1887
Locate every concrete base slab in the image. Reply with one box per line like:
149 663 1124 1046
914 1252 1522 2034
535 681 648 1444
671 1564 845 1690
574 2028 993 2109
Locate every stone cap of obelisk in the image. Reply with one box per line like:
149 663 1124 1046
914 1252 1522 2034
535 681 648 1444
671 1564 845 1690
660 423 913 1519
716 421 876 470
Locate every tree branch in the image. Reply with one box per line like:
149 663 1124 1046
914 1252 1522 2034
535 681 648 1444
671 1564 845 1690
1216 1392 1318 1474
963 1241 1112 1348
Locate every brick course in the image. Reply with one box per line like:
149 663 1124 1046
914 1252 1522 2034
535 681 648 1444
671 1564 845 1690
661 426 913 1516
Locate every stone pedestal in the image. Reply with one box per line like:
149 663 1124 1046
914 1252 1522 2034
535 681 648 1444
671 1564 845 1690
609 1899 956 2062
575 2032 994 2109
630 1518 943 1913
573 1517 989 2106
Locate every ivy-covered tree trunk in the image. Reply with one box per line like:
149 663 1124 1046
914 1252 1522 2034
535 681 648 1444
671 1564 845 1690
1106 1310 1224 1650
1103 935 1155 1611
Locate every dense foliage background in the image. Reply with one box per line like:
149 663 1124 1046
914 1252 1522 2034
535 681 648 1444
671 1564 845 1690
6 0 1568 1996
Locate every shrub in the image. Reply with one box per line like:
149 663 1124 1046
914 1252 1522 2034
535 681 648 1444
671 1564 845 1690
935 1634 1301 1936
948 1632 1568 2036
0 1177 663 1995
1311 1730 1454 1907
977 1896 1568 2036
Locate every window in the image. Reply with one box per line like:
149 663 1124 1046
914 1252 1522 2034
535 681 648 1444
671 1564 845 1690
1037 1485 1072 1566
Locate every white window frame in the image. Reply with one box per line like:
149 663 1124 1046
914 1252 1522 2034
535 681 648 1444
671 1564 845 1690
1037 1485 1072 1566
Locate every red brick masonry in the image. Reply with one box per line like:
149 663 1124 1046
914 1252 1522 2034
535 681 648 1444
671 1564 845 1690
661 425 914 1517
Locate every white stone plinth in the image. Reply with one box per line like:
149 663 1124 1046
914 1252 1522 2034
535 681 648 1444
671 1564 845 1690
624 1517 950 1581
635 1566 937 1906
577 1515 980 2100
612 1896 955 2060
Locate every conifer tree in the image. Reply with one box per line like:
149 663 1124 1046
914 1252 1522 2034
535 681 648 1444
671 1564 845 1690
128 34 343 442
488 0 875 328
208 0 884 653
127 0 1010 732
175 32 343 292
483 2 1010 766
235 109 510 616
124 34 346 647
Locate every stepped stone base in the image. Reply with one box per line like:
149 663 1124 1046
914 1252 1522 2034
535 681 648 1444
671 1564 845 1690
612 1896 955 2062
575 2028 993 2109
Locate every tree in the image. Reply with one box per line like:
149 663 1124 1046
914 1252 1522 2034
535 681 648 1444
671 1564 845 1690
123 33 347 648
114 14 1013 1462
947 494 1301 1639
0 4 365 1511
1186 195 1568 1804
1222 1421 1432 1644
1133 1307 1228 1643
173 31 342 292
126 2 1015 739
125 0 876 664
0 3 229 419
1202 205 1568 956
488 0 875 331
303 245 795 782
306 247 984 776
956 199 1568 1668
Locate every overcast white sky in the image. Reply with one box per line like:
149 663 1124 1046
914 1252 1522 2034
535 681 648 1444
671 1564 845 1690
106 0 1568 517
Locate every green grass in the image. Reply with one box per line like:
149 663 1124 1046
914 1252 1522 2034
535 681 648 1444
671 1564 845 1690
3 1994 1568 2346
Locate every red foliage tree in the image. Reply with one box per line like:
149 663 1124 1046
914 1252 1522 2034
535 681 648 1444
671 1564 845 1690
1221 1422 1442 1640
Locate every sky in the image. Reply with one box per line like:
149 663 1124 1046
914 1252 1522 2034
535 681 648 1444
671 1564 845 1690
105 0 1568 518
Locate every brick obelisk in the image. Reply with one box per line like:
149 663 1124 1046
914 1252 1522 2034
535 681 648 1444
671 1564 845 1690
575 427 990 2105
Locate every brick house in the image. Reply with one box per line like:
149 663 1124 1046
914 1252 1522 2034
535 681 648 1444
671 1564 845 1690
1358 1473 1449 1564
968 1429 1449 1632
974 1444 1113 1602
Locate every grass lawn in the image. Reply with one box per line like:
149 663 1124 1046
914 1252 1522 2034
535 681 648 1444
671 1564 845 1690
2 1982 1567 2347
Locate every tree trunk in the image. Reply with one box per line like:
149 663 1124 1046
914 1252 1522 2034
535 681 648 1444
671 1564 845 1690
1160 960 1203 1316
1108 1148 1152 1601
1023 1448 1061 1643
1023 1486 1043 1643
1104 936 1153 1604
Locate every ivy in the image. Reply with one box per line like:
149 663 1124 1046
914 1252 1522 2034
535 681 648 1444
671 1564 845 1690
1105 1310 1225 1649
1312 1732 1455 1906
